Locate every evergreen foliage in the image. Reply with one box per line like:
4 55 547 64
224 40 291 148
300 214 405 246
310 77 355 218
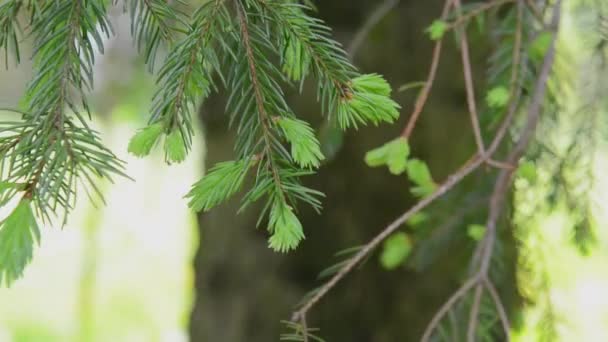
0 0 127 286
0 0 400 283
0 198 38 287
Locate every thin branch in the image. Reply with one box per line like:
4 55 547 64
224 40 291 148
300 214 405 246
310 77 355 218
447 0 515 30
347 0 401 58
486 159 516 170
511 0 525 90
467 1 561 339
467 284 484 342
163 0 221 131
235 0 286 199
292 151 486 322
402 0 453 138
291 0 561 339
479 0 561 278
454 0 485 155
486 0 525 157
420 276 479 342
525 0 546 24
301 315 309 342
293 96 519 322
484 278 512 340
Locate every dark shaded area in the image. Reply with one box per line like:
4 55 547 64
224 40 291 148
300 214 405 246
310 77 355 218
189 0 519 341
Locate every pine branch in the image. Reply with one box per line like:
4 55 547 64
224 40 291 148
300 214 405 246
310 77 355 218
232 0 310 252
129 0 188 69
130 0 228 161
185 0 326 253
236 0 283 179
255 0 400 129
0 0 126 285
0 0 22 67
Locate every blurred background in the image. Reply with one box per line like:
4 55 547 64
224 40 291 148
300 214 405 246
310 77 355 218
1 0 608 341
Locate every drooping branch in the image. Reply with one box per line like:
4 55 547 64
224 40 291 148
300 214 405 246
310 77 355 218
292 1 562 340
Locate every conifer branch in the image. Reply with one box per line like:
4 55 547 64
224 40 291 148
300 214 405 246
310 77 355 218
235 0 286 200
256 1 399 130
425 2 560 339
292 2 561 339
0 0 126 285
129 0 188 68
255 1 354 97
130 0 227 161
0 0 23 67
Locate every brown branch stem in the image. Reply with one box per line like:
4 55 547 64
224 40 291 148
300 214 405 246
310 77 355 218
235 0 286 199
485 278 512 339
447 0 516 30
467 284 484 342
347 0 401 58
402 0 453 138
454 0 485 155
291 1 562 340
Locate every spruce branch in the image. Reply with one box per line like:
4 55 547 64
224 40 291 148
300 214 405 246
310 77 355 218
130 0 228 161
0 0 22 67
402 0 453 138
256 0 400 129
187 159 253 211
185 0 326 253
291 2 561 340
276 117 324 168
0 0 126 285
235 0 288 195
232 0 313 252
129 0 189 69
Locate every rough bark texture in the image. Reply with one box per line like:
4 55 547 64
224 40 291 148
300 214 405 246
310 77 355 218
189 0 519 341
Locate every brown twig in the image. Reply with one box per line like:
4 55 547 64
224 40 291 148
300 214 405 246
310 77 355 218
420 275 479 341
301 315 309 342
347 0 401 58
402 0 453 138
234 0 287 200
525 0 546 24
448 0 516 30
292 151 486 323
467 284 484 342
486 0 525 157
454 0 486 155
291 0 561 339
479 0 561 278
464 1 561 338
484 278 512 339
403 0 513 140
